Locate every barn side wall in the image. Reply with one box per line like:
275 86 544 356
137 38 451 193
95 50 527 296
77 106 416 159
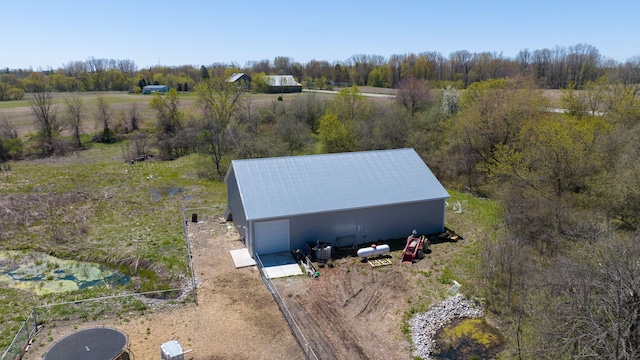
288 200 446 251
226 170 248 240
266 86 302 93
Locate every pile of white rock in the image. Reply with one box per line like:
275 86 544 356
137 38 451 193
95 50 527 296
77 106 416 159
409 294 484 359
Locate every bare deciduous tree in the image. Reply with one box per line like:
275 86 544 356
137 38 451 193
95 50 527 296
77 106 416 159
542 235 640 359
0 115 20 165
29 88 61 156
275 114 311 155
194 77 243 179
481 232 536 359
149 88 183 159
128 103 141 132
95 95 114 143
64 95 84 148
288 93 326 133
395 76 432 117
366 105 410 150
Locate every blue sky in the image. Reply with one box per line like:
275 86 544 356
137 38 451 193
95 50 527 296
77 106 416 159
2 0 639 70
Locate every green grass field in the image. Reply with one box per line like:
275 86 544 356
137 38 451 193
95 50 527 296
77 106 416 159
2 148 225 269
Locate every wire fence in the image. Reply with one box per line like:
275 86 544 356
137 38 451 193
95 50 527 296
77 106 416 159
1 310 37 360
181 207 199 305
180 204 229 306
2 287 189 360
255 253 319 360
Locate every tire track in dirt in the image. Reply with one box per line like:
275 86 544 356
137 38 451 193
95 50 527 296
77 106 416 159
307 290 371 359
276 261 412 360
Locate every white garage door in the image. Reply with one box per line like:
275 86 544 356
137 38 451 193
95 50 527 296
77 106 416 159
254 219 290 255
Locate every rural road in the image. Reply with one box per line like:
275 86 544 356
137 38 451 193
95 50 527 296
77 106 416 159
303 89 396 98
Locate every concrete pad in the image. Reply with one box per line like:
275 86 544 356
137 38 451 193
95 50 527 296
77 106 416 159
263 266 285 279
230 248 256 268
259 252 303 279
279 263 304 277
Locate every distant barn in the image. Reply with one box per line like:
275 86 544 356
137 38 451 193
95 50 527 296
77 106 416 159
225 148 450 257
226 73 252 90
142 85 169 94
264 75 302 93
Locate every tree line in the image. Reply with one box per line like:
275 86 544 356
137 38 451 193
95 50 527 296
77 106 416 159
2 43 640 101
442 78 640 358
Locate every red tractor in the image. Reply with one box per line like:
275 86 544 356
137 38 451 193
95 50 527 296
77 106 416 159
401 231 430 264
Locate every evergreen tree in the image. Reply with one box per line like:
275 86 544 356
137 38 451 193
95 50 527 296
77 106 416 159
200 66 210 80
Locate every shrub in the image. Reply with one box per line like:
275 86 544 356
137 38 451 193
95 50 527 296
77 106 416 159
1 138 23 160
91 128 119 144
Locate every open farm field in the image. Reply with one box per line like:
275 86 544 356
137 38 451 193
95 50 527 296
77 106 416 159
0 92 161 137
0 91 342 138
0 88 563 140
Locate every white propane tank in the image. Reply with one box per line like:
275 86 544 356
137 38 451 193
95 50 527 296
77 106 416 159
357 244 391 258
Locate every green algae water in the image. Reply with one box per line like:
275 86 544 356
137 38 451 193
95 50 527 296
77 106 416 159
434 318 504 359
0 251 128 295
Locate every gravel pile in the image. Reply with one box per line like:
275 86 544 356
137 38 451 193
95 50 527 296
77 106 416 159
409 294 484 359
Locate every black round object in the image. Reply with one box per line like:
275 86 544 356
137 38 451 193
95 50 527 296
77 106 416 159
45 327 127 360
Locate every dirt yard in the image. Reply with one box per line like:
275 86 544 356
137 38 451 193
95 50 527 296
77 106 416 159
275 260 414 359
25 217 469 360
273 237 460 360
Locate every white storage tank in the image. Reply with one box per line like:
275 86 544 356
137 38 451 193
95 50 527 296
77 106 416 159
357 244 390 259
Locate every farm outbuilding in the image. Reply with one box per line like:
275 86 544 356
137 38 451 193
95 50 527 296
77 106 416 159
224 148 450 257
142 85 169 94
226 72 252 90
264 75 302 93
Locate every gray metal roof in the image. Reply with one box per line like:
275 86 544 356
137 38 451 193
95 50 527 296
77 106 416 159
142 85 168 89
226 73 246 82
265 75 301 87
228 148 449 221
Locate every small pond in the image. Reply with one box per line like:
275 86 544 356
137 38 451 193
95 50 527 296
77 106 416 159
0 251 128 295
434 318 504 359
